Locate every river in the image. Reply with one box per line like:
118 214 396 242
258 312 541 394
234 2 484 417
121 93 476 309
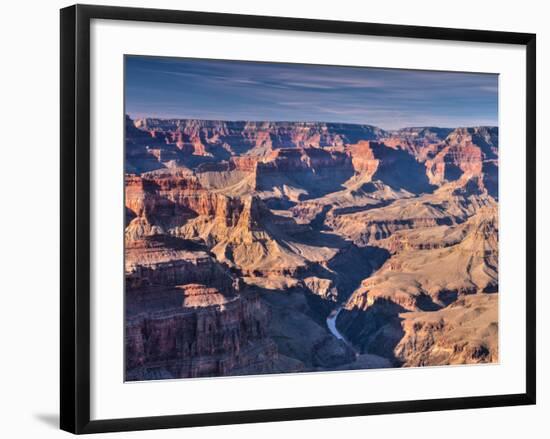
326 306 355 351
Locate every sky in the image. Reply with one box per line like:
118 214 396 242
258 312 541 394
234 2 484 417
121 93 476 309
125 56 498 130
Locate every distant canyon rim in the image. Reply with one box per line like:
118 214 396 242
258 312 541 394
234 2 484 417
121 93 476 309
124 116 499 381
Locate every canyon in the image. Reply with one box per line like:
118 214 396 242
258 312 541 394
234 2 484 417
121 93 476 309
124 116 499 380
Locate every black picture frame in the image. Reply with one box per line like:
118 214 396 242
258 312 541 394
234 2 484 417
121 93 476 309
60 4 536 434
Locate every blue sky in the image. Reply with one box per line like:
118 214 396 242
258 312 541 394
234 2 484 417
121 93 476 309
125 56 498 130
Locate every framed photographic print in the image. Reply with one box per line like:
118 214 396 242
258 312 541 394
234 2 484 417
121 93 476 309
60 4 536 434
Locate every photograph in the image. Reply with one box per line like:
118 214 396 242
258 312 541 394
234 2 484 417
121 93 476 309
124 56 500 381
0 0 542 436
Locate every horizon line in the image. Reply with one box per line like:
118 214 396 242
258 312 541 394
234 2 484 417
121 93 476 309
126 114 498 132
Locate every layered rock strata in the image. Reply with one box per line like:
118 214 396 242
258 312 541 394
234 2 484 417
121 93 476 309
125 116 500 377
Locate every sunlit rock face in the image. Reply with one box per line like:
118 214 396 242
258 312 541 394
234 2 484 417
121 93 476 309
125 116 499 379
125 235 281 380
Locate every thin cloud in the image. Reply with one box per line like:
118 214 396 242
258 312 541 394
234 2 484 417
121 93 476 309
125 57 498 130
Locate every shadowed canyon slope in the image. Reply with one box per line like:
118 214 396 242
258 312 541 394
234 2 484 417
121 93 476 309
125 117 499 380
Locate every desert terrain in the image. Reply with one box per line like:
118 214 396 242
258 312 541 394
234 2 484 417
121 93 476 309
124 117 498 380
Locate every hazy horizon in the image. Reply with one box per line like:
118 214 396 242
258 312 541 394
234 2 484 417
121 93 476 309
127 113 498 132
125 56 498 131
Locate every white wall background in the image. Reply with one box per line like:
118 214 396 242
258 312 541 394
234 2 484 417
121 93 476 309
0 0 546 437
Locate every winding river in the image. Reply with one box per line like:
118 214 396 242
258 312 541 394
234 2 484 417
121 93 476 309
326 306 354 350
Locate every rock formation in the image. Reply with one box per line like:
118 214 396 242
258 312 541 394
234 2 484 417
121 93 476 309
124 116 499 379
125 235 285 380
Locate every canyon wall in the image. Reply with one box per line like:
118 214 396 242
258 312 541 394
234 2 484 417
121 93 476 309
124 116 499 377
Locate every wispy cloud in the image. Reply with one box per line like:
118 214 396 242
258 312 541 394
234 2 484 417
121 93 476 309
125 56 498 130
